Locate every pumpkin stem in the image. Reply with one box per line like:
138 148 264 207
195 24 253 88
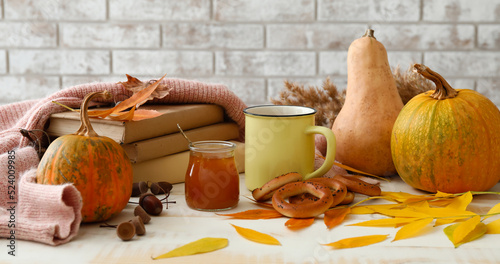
413 64 458 100
362 28 376 39
75 91 112 137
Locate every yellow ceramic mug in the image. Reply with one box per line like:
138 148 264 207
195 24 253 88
244 105 336 190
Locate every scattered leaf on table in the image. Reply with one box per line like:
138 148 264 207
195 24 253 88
349 217 422 228
372 207 430 219
323 234 389 249
285 218 315 230
452 215 481 244
484 202 500 220
444 220 487 248
217 209 283 219
393 218 433 241
152 237 228 260
333 161 385 180
411 206 476 219
230 224 281 245
350 204 399 215
486 218 500 234
324 207 351 229
445 192 473 211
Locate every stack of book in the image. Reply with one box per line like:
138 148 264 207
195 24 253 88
46 104 245 184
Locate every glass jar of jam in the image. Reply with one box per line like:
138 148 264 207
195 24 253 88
185 140 239 211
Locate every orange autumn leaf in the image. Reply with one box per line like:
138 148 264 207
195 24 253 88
119 74 173 103
324 207 351 229
108 106 136 121
130 109 162 121
285 218 315 230
217 209 283 219
323 234 389 249
90 74 167 119
230 224 281 245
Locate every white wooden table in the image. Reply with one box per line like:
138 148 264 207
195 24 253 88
9 175 500 264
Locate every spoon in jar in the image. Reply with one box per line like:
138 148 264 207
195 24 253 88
177 123 192 145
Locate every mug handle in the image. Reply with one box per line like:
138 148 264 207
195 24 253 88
303 126 336 180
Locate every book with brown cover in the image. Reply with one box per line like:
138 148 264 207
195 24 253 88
46 104 225 144
122 122 240 163
132 141 245 184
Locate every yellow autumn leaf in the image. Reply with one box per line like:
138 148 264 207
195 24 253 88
349 217 422 227
372 207 430 219
435 191 455 198
411 206 476 218
152 237 228 260
393 218 434 241
434 216 469 227
484 202 500 220
444 221 487 248
323 234 389 249
230 224 281 245
486 218 500 234
453 215 481 244
350 204 400 215
445 192 473 211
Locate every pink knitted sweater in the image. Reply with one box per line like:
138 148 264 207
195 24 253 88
0 79 247 245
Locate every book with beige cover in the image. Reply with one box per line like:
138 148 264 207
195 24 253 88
46 104 225 144
122 122 239 163
132 141 245 184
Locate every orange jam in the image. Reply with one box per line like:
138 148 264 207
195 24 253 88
185 141 239 211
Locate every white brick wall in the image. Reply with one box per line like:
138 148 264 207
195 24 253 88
1 0 500 106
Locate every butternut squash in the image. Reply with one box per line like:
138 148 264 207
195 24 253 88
331 29 403 176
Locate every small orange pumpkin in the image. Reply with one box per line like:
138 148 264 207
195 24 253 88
37 91 133 222
391 64 500 193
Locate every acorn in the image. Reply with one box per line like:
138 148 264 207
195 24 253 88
129 216 146 236
116 221 135 241
134 205 151 224
150 181 173 195
139 193 163 216
131 181 149 197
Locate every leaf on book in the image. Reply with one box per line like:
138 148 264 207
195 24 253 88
444 219 487 248
119 74 173 102
322 234 389 249
152 237 228 260
393 218 433 242
90 74 167 120
130 109 162 121
324 207 351 229
285 218 315 230
108 105 136 121
217 209 283 219
230 224 281 245
486 218 500 234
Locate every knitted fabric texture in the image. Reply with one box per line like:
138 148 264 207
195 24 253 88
0 78 247 245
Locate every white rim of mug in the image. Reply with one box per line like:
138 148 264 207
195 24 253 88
243 105 317 117
188 140 236 153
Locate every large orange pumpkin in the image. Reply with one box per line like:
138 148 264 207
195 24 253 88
391 64 500 193
37 91 133 222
